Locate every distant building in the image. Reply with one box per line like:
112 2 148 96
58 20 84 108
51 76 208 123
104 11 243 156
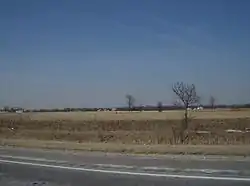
10 107 24 113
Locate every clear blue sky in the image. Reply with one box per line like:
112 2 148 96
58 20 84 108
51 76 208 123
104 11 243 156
0 0 249 108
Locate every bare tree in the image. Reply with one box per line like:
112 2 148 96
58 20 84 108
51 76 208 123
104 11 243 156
3 106 10 112
138 104 143 112
157 101 163 112
126 94 135 111
209 96 215 109
172 82 200 143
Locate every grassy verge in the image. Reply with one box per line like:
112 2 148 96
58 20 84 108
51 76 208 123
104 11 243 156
1 139 250 156
1 113 250 155
1 118 250 145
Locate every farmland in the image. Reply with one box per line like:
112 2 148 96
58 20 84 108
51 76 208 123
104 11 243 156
1 109 250 155
1 109 250 121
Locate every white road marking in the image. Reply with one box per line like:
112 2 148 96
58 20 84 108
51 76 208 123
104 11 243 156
0 155 247 176
0 159 250 182
95 164 135 169
0 155 67 163
94 165 246 175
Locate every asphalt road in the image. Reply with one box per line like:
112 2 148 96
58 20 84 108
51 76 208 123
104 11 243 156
0 147 250 186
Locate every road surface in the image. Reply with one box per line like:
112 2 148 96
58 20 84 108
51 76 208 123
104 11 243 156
0 147 250 186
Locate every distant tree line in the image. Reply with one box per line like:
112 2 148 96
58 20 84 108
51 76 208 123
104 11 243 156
2 80 250 113
5 103 247 113
2 103 250 113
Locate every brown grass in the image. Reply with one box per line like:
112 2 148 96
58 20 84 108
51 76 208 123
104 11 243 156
2 139 250 156
1 110 250 146
1 109 250 121
1 110 250 155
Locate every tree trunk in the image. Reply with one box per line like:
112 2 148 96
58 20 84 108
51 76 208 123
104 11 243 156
181 109 188 144
184 109 188 130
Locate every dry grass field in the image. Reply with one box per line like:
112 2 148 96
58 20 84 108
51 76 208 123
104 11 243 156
1 109 250 121
1 109 250 155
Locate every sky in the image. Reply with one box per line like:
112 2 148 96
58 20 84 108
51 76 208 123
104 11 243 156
0 0 250 108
